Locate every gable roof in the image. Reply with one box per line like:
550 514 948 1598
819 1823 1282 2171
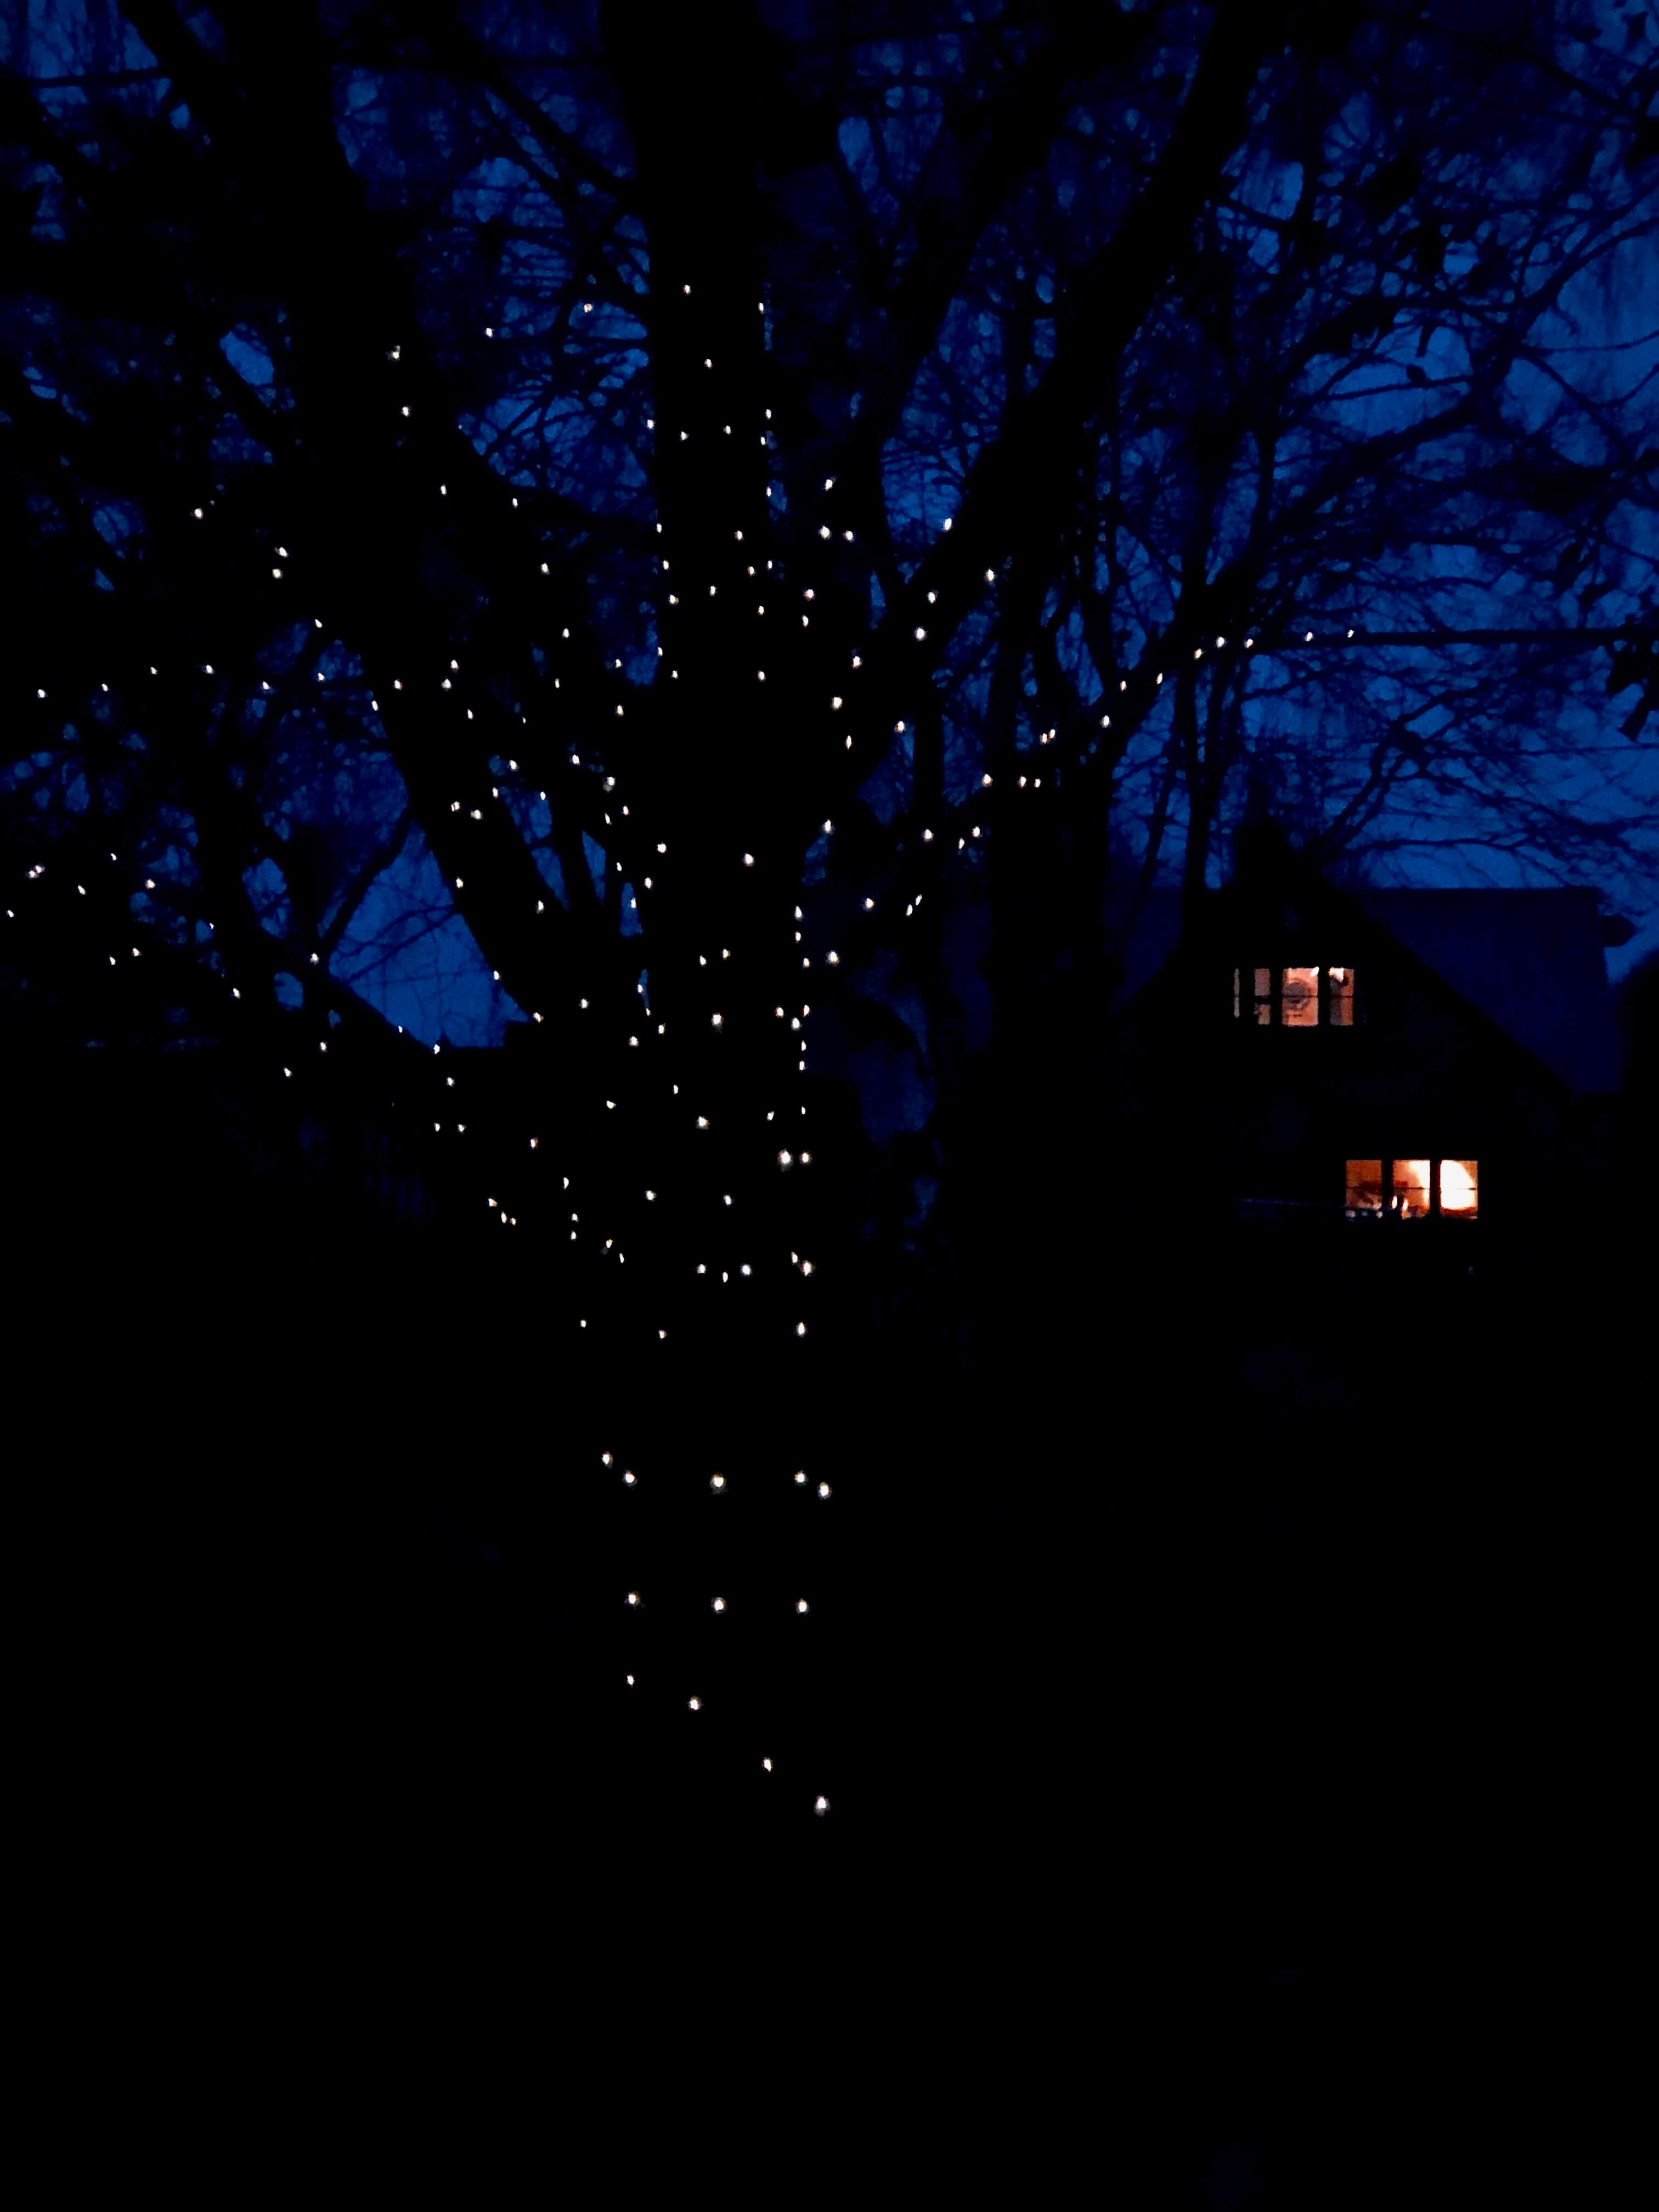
1114 838 1623 1095
1340 887 1621 1094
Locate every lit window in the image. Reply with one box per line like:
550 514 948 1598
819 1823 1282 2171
1345 1159 1385 1212
1394 1159 1431 1218
1233 966 1273 1022
1234 967 1357 1024
1281 966 1319 1026
1233 966 1272 1023
1345 1158 1479 1221
1439 1159 1479 1216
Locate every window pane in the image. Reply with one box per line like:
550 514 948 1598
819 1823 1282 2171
1394 1159 1431 1218
1345 1160 1385 1214
1252 966 1271 1025
1328 967 1355 1026
1281 966 1319 1026
1439 1159 1479 1216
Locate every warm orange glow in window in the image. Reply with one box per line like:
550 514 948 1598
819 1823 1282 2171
1345 1160 1385 1212
1238 966 1356 1022
1439 1159 1479 1215
1281 966 1319 1026
1346 1157 1480 1221
1395 1159 1431 1217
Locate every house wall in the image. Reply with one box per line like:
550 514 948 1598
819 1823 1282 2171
1113 860 1600 1248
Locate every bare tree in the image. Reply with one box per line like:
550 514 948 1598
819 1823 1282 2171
4 1 1656 1813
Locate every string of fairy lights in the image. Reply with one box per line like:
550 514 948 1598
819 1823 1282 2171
9 269 1345 1820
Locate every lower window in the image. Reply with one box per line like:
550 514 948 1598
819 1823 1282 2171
1438 1158 1479 1215
1345 1158 1479 1220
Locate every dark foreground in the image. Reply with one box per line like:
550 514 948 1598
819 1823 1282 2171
10 1188 1641 2196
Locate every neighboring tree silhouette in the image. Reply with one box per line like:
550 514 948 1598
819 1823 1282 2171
3 1 1656 1820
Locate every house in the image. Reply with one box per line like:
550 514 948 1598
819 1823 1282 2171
1110 823 1629 1251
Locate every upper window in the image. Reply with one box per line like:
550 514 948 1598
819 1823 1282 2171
1281 965 1319 1025
1234 966 1356 1025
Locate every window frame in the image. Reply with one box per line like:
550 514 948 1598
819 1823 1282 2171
1344 1156 1479 1222
1232 964 1359 1027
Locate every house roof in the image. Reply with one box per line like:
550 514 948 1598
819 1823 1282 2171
1342 887 1622 1094
1110 890 1184 1009
1113 852 1624 1095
